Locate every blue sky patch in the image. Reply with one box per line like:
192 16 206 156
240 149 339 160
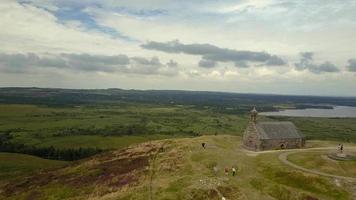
18 0 138 42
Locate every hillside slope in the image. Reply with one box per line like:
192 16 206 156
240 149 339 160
1 136 355 200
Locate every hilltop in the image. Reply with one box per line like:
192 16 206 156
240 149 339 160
1 135 356 200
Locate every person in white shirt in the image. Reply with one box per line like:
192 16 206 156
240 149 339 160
232 167 236 176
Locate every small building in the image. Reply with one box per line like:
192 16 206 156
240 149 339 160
243 107 305 151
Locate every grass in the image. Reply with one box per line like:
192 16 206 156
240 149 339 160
4 184 82 200
1 103 356 199
2 104 356 153
11 134 176 149
287 150 356 178
0 104 246 134
1 136 355 200
0 104 248 150
0 153 67 181
256 152 350 200
136 136 352 199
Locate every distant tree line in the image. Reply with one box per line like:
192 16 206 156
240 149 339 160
52 124 201 137
53 124 149 137
1 87 356 110
0 133 102 161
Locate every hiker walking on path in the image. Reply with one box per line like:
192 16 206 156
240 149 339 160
232 167 236 176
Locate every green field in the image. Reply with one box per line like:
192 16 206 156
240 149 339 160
0 104 247 149
2 104 356 150
1 104 356 160
268 116 356 142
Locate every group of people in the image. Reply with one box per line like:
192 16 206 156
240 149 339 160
201 143 238 177
213 165 237 177
225 166 237 176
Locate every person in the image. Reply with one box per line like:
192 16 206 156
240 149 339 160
213 166 219 175
202 142 206 149
341 144 344 153
224 167 228 175
232 167 236 176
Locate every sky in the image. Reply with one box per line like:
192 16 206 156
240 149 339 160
0 0 356 96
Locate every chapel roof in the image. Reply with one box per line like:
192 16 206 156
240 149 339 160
255 121 304 140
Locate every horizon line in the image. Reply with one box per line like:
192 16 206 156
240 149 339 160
1 86 356 99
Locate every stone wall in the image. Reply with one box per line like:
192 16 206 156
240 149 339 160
242 122 261 151
259 138 305 151
242 121 305 151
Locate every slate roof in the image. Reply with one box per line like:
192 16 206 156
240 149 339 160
256 121 304 140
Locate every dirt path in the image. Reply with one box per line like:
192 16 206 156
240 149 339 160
278 150 356 182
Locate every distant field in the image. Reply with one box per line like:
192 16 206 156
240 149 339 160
13 135 177 149
0 104 247 150
0 153 67 181
1 104 356 152
268 116 356 143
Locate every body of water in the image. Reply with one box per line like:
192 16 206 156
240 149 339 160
260 106 356 118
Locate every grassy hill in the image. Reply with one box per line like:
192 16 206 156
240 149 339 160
0 153 67 182
1 135 355 200
0 89 356 199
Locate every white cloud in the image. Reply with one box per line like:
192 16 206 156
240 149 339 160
0 1 136 55
217 0 276 13
0 0 355 96
0 52 181 76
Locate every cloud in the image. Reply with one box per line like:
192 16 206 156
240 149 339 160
128 56 179 76
265 55 287 66
0 53 179 76
198 59 216 68
62 53 130 64
346 59 356 72
0 53 65 73
294 52 340 74
166 59 178 67
0 0 138 57
141 40 286 68
1 0 356 96
129 56 178 76
131 56 161 66
234 61 249 68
